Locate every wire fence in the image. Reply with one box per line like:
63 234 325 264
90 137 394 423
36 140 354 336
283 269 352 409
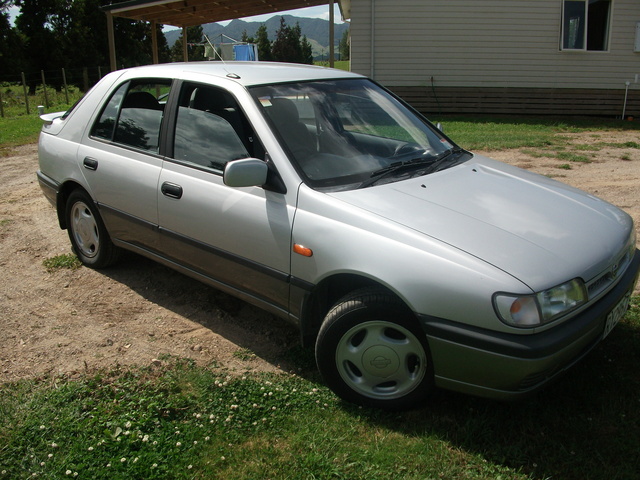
0 66 111 117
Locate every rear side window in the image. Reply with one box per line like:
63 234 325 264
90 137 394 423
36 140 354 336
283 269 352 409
92 80 172 153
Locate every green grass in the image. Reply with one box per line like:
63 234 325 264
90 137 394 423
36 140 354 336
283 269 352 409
1 300 639 480
1 112 640 478
1 83 83 153
42 253 82 272
434 114 640 151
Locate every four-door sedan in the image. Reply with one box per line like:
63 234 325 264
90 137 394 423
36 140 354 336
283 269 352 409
38 62 639 409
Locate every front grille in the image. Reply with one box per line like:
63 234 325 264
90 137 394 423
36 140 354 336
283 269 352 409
586 248 632 300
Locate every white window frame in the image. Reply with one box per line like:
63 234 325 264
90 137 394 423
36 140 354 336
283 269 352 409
560 0 613 52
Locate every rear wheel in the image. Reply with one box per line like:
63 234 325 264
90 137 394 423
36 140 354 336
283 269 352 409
315 287 433 410
65 190 120 268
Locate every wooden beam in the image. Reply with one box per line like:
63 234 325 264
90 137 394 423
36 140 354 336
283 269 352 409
183 26 188 61
151 20 159 64
106 11 117 72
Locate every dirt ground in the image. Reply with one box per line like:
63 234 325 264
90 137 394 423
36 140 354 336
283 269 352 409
1 132 639 383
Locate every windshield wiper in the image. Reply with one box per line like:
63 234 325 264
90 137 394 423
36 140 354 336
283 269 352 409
421 147 466 175
359 148 464 188
358 157 435 189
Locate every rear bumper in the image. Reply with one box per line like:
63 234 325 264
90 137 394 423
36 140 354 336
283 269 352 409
419 249 640 400
37 170 59 207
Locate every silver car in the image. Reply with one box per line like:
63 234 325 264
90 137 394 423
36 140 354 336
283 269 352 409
37 62 639 409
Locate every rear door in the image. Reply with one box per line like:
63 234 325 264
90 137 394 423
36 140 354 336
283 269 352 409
79 79 173 252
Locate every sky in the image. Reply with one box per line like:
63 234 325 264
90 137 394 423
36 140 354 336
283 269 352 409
5 4 344 29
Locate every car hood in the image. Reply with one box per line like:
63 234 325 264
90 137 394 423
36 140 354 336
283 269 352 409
329 155 632 291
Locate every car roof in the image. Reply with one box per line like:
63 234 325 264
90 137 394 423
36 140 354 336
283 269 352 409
117 62 363 87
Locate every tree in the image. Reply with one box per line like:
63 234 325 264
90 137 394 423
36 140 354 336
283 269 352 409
0 1 26 79
170 24 204 62
271 17 311 64
301 35 313 65
254 24 272 61
339 29 350 61
14 0 60 89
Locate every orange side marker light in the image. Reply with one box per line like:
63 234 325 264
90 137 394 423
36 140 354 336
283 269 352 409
293 243 313 257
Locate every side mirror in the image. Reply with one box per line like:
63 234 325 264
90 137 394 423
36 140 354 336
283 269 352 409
223 158 268 187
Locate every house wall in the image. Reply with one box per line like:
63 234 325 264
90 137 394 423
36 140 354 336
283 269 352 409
348 0 640 116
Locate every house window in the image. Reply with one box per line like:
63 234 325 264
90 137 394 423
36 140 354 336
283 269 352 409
562 0 612 51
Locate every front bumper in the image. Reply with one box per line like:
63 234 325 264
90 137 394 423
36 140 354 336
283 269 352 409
420 249 640 400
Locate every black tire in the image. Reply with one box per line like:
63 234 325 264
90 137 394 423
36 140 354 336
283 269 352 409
315 287 434 410
65 189 120 268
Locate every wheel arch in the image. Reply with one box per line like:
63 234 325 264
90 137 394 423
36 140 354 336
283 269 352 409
298 273 415 347
56 181 90 230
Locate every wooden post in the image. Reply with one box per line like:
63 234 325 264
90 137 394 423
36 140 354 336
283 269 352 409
329 0 335 68
21 72 30 115
106 11 117 71
182 26 188 62
41 70 49 109
62 68 69 105
83 67 89 92
151 20 159 64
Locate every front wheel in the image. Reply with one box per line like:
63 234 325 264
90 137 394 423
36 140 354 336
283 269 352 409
315 287 434 410
65 189 120 268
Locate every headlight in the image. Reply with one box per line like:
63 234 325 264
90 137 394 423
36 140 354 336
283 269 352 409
494 279 587 327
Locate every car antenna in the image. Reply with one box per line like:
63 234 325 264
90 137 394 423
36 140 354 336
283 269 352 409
204 34 241 79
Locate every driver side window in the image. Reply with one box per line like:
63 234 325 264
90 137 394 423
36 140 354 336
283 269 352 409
172 84 261 172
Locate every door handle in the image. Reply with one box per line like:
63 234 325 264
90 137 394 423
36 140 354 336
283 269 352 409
83 157 98 171
161 182 183 199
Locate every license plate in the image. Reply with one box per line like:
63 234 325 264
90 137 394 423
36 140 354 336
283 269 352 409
603 292 631 339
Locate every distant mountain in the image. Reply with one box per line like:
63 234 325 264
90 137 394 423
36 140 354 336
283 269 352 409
164 15 348 60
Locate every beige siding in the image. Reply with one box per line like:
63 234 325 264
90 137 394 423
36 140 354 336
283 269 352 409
349 0 640 91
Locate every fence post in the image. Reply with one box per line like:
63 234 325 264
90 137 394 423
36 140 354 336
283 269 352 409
41 70 49 109
83 67 89 92
21 72 30 115
62 68 69 105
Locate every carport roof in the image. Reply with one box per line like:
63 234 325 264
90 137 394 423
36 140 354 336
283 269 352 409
102 0 335 28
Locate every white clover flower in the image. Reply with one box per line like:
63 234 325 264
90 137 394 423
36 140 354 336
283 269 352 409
176 442 182 447
187 465 193 469
65 470 72 475
120 458 127 463
73 473 78 478
106 464 111 468
133 458 138 463
153 441 158 445
151 464 158 468
220 456 226 461
193 441 198 445
205 436 210 441
51 443 58 448
39 425 45 430
142 435 149 442
195 413 201 419
88 446 94 451
209 414 214 420
40 462 45 467
125 421 131 428
48 454 53 458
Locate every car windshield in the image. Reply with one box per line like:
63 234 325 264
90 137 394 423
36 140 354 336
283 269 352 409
250 78 467 190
